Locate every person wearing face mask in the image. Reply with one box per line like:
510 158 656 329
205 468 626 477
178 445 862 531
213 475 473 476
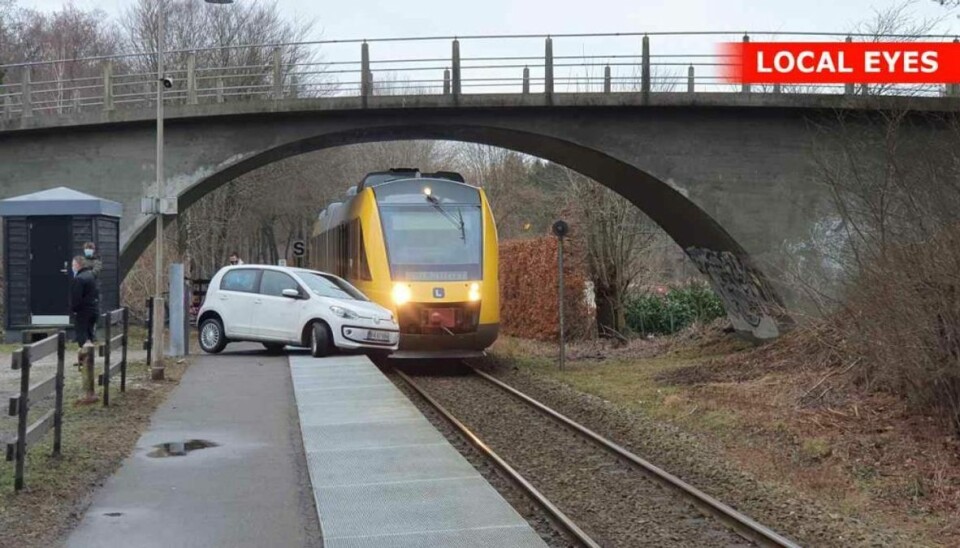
83 242 102 279
70 255 100 347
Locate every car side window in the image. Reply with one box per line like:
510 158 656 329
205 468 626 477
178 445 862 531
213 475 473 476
260 270 300 297
220 269 260 293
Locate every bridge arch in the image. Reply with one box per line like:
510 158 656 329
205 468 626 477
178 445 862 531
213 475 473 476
122 123 787 339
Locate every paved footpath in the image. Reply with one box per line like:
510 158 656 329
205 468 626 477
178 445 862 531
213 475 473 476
65 346 322 548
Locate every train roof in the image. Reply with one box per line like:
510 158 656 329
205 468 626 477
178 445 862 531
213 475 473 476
357 168 465 191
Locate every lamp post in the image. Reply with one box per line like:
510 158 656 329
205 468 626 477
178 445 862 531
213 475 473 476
151 0 234 381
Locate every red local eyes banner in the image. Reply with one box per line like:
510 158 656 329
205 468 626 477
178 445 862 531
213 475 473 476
720 41 960 84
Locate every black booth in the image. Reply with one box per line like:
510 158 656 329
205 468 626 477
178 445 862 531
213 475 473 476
0 187 121 343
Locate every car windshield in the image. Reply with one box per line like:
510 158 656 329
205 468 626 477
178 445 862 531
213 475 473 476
379 205 482 281
299 271 368 301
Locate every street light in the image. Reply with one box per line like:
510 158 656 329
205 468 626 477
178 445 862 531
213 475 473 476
151 0 235 380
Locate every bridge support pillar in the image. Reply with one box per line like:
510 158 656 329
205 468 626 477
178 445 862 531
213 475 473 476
451 39 461 99
21 66 32 118
522 66 530 94
545 37 554 102
187 52 197 105
641 35 650 102
603 65 611 93
272 47 283 100
102 60 114 112
443 68 451 95
687 65 694 93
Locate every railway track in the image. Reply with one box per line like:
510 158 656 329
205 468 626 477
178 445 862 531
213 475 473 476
394 364 801 548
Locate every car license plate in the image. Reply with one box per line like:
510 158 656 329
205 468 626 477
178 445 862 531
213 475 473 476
366 330 391 342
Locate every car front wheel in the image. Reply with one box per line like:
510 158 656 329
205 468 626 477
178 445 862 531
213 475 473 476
310 322 332 358
199 318 227 354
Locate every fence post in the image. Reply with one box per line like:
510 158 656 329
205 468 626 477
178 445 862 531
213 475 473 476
603 65 611 93
186 51 197 105
102 60 114 111
145 297 154 367
773 83 781 94
3 92 11 121
948 38 959 97
361 41 370 104
102 312 112 407
216 77 224 103
687 65 695 93
21 66 32 118
121 308 129 392
544 37 554 102
844 36 854 95
53 331 65 457
272 47 283 100
741 34 751 93
641 35 651 102
13 347 30 491
451 39 461 98
72 88 80 112
290 75 299 99
521 66 530 94
443 68 451 95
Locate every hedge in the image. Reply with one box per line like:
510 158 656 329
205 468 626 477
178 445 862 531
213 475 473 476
499 237 593 341
624 282 725 335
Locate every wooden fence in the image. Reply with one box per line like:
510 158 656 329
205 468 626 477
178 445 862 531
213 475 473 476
97 308 129 407
5 331 66 491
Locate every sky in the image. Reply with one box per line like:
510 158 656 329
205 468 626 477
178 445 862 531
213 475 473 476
21 0 958 40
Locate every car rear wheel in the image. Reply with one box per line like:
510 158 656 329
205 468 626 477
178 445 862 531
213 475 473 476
262 343 285 354
310 322 332 358
199 318 227 354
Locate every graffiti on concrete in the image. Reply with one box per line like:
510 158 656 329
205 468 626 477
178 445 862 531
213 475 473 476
685 247 785 340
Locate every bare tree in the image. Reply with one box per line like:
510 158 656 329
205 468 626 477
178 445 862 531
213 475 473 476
119 0 316 102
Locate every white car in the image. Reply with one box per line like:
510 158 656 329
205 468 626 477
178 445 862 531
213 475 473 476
196 265 399 357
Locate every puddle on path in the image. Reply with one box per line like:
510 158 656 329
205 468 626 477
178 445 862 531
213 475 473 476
147 439 218 458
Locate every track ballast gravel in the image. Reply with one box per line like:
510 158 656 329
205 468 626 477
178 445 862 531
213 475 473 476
403 370 753 548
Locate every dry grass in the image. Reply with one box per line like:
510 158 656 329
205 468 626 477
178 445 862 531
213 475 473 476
0 356 189 548
490 323 960 546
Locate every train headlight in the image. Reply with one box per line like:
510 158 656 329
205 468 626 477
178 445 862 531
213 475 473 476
468 282 481 302
392 283 412 305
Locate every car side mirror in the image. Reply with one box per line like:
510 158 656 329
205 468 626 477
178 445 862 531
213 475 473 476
281 288 301 299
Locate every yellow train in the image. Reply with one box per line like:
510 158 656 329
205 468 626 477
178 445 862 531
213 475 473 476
309 169 499 358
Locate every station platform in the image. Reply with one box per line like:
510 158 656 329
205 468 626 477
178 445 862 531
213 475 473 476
289 355 547 548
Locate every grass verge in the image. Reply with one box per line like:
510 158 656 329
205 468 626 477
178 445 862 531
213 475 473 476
0 356 188 548
488 327 960 547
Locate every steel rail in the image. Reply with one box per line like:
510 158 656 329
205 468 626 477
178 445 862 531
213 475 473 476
469 367 802 548
394 370 601 548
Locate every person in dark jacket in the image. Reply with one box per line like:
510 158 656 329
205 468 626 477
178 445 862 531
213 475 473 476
83 241 102 279
71 256 100 347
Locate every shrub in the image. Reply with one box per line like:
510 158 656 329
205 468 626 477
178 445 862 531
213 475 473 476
625 282 725 335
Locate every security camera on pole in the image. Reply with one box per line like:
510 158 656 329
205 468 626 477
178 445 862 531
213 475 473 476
552 219 569 370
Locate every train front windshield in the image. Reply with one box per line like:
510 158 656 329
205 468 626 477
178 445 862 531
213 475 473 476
380 205 483 282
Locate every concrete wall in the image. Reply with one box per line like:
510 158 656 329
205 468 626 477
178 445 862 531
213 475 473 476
0 94 953 339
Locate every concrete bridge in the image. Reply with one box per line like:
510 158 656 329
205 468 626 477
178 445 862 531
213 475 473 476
2 32 958 339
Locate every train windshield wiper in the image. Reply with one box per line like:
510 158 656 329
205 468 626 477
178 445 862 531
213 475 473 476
425 195 466 242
